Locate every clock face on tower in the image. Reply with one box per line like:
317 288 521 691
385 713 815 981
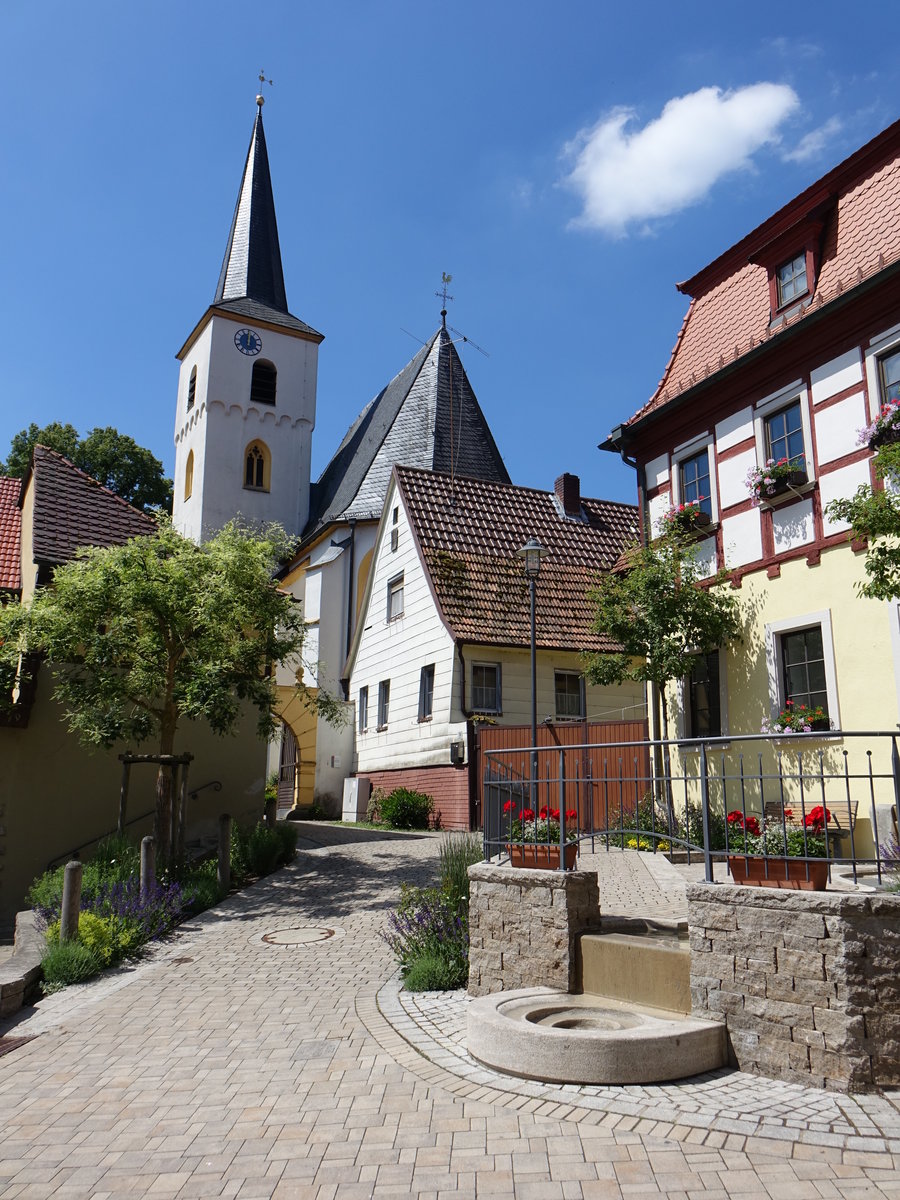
234 328 263 356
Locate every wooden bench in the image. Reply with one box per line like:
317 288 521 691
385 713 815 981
763 799 858 846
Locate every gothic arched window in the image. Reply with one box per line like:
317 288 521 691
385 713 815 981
184 449 194 500
244 440 271 491
250 359 277 406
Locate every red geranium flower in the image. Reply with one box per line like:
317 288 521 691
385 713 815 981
520 809 534 821
550 809 560 821
565 810 578 821
503 800 516 813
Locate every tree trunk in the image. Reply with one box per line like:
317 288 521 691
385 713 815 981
154 713 177 864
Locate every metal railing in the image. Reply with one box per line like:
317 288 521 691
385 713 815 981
483 731 900 884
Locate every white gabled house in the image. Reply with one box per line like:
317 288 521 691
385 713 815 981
344 466 646 829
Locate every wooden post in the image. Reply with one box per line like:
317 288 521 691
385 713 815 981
117 758 131 837
59 862 83 942
175 759 190 863
140 836 156 902
218 814 232 896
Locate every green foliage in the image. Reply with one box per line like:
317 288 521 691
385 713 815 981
379 787 434 830
27 835 140 913
825 444 900 600
265 771 279 803
45 913 116 966
438 833 482 914
41 939 104 993
230 822 249 885
384 884 469 988
403 953 466 992
273 822 298 865
246 824 282 877
583 530 743 738
182 859 223 912
2 422 173 513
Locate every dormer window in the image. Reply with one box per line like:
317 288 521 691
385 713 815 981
775 254 808 308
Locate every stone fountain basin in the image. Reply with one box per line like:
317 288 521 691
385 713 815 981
467 987 726 1085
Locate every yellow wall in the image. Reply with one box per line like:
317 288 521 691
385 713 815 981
275 685 317 808
0 666 267 936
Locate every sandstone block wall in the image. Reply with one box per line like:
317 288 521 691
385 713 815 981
467 863 600 997
687 882 900 1093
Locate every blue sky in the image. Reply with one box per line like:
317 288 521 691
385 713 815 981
3 2 900 505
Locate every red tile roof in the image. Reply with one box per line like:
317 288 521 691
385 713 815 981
0 477 21 592
395 467 638 652
629 119 900 425
28 445 156 567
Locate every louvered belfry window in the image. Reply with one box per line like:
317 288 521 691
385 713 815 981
250 360 277 405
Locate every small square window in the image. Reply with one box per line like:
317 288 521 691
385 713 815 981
387 574 404 621
554 671 584 720
418 664 435 721
377 680 390 729
776 254 808 307
472 663 501 713
764 401 806 473
678 450 712 521
358 686 368 734
879 347 900 406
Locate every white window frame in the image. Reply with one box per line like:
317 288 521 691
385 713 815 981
670 432 719 524
471 662 501 714
752 381 816 488
554 670 585 720
418 664 435 722
865 322 900 423
377 679 390 730
358 686 368 734
386 573 404 622
764 610 839 729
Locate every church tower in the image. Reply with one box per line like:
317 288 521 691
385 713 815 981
172 95 323 542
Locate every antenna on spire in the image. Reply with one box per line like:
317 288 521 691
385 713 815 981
257 70 273 108
435 272 454 327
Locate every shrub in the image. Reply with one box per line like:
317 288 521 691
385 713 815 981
45 912 116 966
379 788 434 830
439 832 482 913
246 823 281 877
183 859 223 912
41 939 104 992
383 884 469 987
230 822 249 884
403 953 465 991
273 822 298 865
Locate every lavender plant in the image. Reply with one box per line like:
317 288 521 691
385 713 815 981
383 884 469 989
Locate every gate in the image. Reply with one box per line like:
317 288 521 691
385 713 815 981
473 719 649 830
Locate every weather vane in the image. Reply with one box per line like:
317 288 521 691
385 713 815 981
257 70 274 107
435 272 454 310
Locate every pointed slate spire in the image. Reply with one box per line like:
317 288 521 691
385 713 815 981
215 102 288 313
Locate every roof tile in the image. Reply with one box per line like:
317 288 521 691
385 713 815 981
0 477 21 592
396 466 637 651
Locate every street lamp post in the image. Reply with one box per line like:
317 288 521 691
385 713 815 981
518 537 547 806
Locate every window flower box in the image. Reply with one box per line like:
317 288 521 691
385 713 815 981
727 855 828 890
657 499 711 537
746 457 807 506
859 400 900 451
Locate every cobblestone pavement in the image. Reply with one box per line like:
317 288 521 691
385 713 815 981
1 826 899 1199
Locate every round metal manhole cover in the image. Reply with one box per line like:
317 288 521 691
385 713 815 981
251 926 345 947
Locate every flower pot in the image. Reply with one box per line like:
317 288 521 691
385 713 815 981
810 717 831 732
727 855 828 891
765 469 808 499
672 509 710 534
507 842 578 870
869 425 900 450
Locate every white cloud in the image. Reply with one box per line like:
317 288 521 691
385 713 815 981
563 84 801 236
782 117 843 163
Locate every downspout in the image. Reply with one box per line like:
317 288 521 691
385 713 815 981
342 519 356 700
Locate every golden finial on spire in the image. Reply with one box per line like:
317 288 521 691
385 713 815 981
257 69 273 108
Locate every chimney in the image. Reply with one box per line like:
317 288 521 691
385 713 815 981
554 473 581 518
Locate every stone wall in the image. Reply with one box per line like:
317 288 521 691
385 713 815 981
687 882 900 1093
467 863 600 997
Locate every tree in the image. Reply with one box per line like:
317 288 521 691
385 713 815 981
2 423 173 514
0 519 337 861
825 443 900 600
583 529 743 743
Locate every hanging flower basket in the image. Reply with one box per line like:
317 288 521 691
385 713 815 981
859 400 900 450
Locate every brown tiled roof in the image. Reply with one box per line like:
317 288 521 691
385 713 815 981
629 119 900 425
0 477 21 592
396 467 638 652
28 445 157 567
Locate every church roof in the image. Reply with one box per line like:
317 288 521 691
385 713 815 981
24 446 156 570
210 106 321 341
394 466 638 652
303 325 509 539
